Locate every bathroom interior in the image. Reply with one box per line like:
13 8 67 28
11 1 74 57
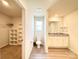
33 16 45 48
32 0 77 56
33 14 69 49
0 0 22 59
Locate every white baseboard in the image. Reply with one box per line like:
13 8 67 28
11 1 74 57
25 42 33 59
68 48 78 55
48 47 68 48
0 42 8 48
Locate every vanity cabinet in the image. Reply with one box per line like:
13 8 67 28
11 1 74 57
48 36 69 48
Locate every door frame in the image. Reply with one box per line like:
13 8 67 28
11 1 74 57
13 0 25 59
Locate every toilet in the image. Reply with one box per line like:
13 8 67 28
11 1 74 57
36 32 42 48
36 40 41 48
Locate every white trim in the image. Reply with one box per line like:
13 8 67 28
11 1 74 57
13 0 25 59
45 12 48 53
15 0 25 9
22 9 25 59
0 42 8 48
69 48 78 55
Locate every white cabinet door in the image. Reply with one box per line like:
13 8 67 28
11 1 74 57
55 37 63 47
47 37 53 47
62 36 69 47
48 36 68 48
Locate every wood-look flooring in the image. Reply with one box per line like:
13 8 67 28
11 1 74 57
0 45 21 59
30 47 78 59
0 45 77 59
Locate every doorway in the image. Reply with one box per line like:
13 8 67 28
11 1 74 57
33 16 45 49
0 0 24 59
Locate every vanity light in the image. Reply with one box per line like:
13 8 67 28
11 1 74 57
1 0 9 7
49 14 62 22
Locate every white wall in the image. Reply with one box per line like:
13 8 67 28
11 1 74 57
11 17 22 28
17 0 48 59
24 10 34 59
0 13 11 48
64 10 78 54
24 9 47 56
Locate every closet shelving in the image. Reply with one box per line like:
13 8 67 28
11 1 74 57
9 28 18 45
9 24 23 45
18 24 23 45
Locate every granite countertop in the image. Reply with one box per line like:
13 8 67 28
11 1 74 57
48 33 69 37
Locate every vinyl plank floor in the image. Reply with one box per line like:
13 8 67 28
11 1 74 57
30 47 78 59
0 45 21 59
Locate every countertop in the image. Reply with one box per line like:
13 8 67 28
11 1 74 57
48 33 69 37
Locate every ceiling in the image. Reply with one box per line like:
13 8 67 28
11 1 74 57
0 0 22 17
25 0 60 10
48 0 78 18
0 0 77 17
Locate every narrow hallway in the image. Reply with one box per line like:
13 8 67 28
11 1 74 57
30 47 77 59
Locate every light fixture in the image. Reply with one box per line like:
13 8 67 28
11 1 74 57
1 0 9 7
49 14 62 22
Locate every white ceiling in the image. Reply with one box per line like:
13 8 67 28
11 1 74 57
48 0 78 17
0 0 22 17
0 0 77 17
25 0 60 10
